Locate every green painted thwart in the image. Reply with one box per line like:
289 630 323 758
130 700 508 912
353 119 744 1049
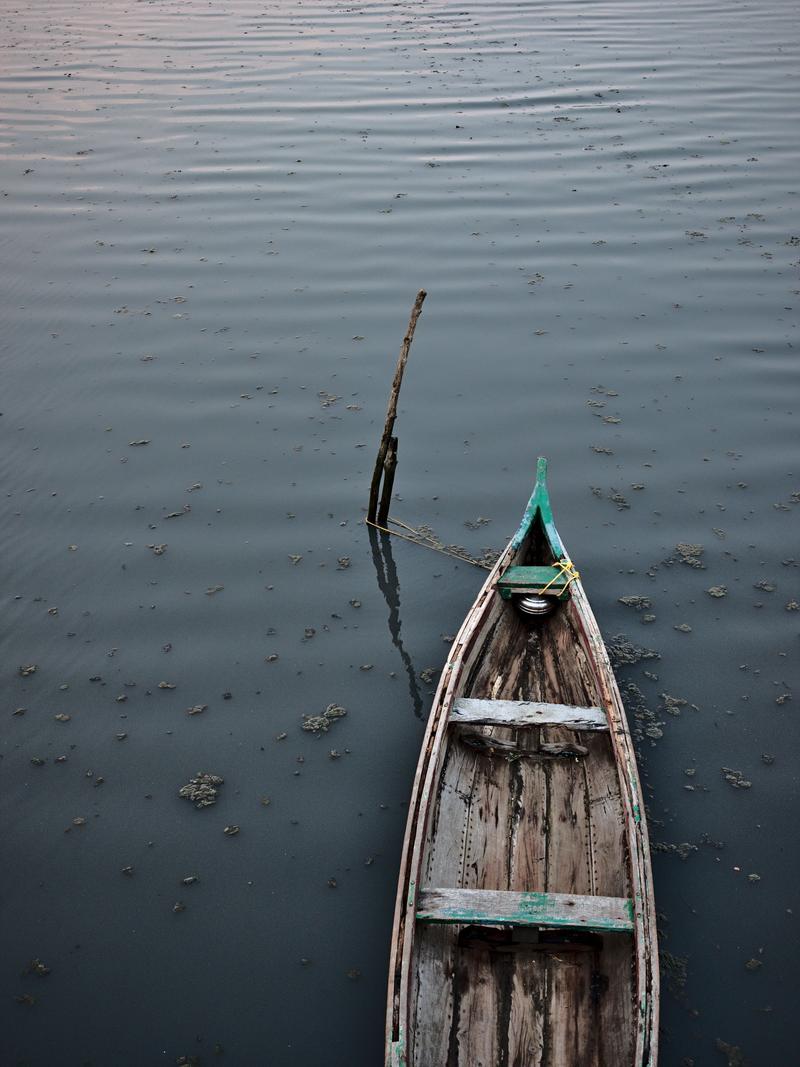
497 565 572 602
417 891 634 934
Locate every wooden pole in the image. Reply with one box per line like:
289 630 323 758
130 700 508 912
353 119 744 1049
367 289 426 524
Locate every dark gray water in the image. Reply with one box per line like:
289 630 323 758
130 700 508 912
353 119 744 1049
1 1 798 1064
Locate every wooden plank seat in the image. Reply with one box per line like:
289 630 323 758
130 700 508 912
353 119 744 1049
496 564 572 601
416 887 634 934
451 697 608 731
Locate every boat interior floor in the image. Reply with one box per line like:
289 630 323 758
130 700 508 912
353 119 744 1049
409 602 636 1066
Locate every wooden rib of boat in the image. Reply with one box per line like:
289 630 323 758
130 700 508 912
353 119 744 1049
385 458 658 1067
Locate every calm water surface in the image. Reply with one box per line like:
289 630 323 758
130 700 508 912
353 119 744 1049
1 1 798 1064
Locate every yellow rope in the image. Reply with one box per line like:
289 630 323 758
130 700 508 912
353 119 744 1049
539 558 581 595
364 516 493 570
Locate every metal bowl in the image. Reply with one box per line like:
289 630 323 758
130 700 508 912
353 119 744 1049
517 594 556 617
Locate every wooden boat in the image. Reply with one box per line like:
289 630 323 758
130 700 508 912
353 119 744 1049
385 458 658 1066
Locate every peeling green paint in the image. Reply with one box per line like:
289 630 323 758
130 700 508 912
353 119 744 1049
510 457 567 558
632 802 641 824
416 891 634 933
390 1035 406 1066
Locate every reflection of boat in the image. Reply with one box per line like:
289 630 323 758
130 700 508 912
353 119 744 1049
385 458 658 1066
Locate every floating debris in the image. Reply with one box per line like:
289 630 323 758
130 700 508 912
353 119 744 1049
464 516 491 530
18 664 37 677
158 681 176 690
179 772 224 809
186 704 207 716
618 596 652 610
14 993 35 1007
660 693 696 716
223 825 240 836
715 1039 747 1067
121 866 134 877
653 841 698 860
606 635 660 668
744 957 762 972
173 901 186 914
337 556 351 569
301 703 347 733
181 876 199 886
721 767 752 789
148 544 168 556
753 579 776 592
205 585 224 596
54 713 71 723
419 667 437 684
707 586 728 598
675 543 705 569
660 950 689 995
129 439 150 447
72 817 87 827
25 958 50 977
674 623 692 633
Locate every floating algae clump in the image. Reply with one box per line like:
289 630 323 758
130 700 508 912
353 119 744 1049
301 703 347 733
606 634 660 668
675 543 705 568
179 772 224 809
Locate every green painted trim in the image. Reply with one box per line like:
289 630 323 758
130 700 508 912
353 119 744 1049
510 456 566 558
497 564 572 602
498 566 570 588
417 891 634 933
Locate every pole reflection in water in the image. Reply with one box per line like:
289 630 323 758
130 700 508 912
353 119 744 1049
368 524 425 719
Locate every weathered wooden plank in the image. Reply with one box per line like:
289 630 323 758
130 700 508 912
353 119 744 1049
416 887 634 933
448 942 501 1067
410 926 456 1067
545 952 599 1067
581 733 629 898
452 697 607 731
507 953 547 1066
459 727 517 891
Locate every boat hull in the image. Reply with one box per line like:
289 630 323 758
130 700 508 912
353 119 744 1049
385 465 658 1066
